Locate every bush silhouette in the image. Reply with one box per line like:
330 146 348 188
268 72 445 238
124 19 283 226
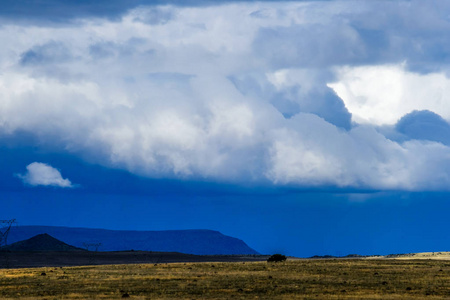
267 254 287 262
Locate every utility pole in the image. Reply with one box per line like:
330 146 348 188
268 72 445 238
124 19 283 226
0 219 18 247
83 242 102 252
0 219 17 268
83 242 102 265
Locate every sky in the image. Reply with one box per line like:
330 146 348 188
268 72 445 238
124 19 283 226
2 0 450 257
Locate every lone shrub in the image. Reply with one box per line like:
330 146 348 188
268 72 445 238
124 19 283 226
267 254 287 262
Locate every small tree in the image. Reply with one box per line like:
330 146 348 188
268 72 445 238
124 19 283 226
267 254 287 262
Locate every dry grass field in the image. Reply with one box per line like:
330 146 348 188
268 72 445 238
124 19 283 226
386 252 450 260
1 259 450 299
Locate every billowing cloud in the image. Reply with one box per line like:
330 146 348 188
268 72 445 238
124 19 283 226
17 162 74 188
329 64 450 125
2 1 450 191
395 110 450 146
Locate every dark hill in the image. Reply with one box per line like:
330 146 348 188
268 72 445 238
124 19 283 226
6 226 259 255
2 233 85 252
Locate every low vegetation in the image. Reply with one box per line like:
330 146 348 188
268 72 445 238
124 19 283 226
267 253 287 262
1 259 450 299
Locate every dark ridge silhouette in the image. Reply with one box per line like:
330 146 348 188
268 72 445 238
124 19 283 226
7 226 259 255
1 233 85 252
0 250 269 268
309 255 337 259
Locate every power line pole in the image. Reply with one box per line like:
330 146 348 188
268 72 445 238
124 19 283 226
0 219 18 247
83 242 102 265
0 219 17 268
83 242 102 252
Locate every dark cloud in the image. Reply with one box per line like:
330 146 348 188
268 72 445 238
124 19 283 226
0 0 324 23
269 86 352 129
132 6 175 25
302 88 352 130
20 42 72 66
249 1 450 73
89 39 147 61
1 0 148 22
230 73 352 129
253 23 366 69
346 1 450 74
395 110 450 145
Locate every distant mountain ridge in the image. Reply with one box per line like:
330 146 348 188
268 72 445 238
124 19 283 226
6 226 259 255
2 233 85 252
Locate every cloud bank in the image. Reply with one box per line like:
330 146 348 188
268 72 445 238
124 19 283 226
17 162 74 188
2 1 450 190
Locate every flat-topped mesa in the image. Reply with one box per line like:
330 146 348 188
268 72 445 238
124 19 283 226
7 226 260 255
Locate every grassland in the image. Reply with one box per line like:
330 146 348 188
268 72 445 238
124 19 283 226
1 259 450 299
386 251 450 260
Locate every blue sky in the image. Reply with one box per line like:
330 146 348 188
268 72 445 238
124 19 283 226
2 0 450 257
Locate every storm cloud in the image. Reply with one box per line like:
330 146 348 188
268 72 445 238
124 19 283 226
2 1 450 190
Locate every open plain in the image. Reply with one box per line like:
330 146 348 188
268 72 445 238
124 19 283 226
1 259 450 299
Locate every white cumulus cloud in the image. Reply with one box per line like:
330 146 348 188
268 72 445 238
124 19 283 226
329 64 450 126
17 162 74 188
